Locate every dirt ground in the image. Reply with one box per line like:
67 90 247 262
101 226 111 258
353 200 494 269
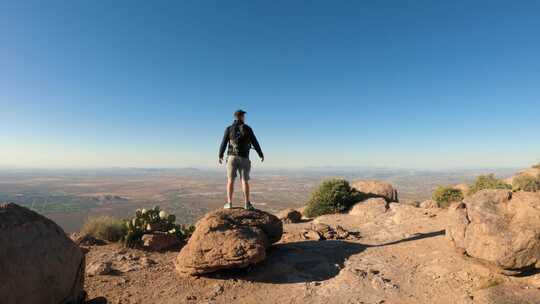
84 204 540 304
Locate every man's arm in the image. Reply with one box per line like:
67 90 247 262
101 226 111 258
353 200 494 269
219 127 229 160
248 126 264 159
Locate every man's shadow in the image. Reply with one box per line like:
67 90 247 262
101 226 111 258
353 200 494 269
206 230 445 284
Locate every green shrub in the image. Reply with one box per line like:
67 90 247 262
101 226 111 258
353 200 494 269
468 174 511 195
513 174 540 192
304 179 363 218
81 215 127 242
124 206 194 247
432 186 464 208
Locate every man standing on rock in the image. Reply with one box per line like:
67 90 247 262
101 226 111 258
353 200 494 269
219 110 264 210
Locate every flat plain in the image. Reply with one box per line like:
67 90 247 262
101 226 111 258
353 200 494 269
0 167 517 232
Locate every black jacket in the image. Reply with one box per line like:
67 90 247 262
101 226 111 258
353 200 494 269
219 120 264 159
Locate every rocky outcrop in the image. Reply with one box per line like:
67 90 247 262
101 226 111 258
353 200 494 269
505 167 540 185
349 198 389 218
276 208 302 223
352 180 398 202
175 209 283 276
0 203 86 304
447 190 540 272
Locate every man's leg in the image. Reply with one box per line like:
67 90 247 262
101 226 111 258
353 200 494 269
241 179 250 204
225 157 237 209
227 179 234 204
240 158 254 210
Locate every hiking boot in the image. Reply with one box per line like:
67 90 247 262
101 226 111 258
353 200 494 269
223 202 232 209
244 202 255 211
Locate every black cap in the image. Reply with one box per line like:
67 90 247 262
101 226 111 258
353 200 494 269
234 109 246 117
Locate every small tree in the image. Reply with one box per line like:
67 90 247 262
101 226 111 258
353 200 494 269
304 179 363 218
432 186 464 208
513 174 540 192
468 174 511 195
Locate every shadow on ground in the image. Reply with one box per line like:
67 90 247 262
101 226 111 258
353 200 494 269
375 230 446 247
207 229 446 284
86 297 107 304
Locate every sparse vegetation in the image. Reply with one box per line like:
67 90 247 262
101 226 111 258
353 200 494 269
468 174 511 195
432 186 464 208
533 163 540 169
304 179 363 218
124 206 194 247
512 174 540 192
81 215 127 242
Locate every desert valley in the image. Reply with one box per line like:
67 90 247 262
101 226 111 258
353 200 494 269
3 165 540 304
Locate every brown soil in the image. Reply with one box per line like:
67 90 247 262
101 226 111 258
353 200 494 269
84 204 540 304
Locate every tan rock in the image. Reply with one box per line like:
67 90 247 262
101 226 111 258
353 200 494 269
0 203 86 304
506 167 540 185
420 200 440 209
87 261 113 276
141 232 181 251
447 190 540 271
349 198 389 218
352 180 399 202
175 209 282 276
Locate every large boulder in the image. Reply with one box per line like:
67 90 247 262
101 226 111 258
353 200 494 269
447 190 540 272
175 208 283 276
352 180 398 202
0 203 86 304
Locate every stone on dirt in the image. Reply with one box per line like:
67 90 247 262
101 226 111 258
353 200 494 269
141 232 181 251
447 189 540 272
352 180 399 202
0 203 86 304
175 208 283 276
349 198 389 218
87 261 113 276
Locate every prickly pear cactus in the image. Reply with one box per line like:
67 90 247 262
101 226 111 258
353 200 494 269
124 205 194 247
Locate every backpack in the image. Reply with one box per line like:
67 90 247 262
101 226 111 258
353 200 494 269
229 123 251 155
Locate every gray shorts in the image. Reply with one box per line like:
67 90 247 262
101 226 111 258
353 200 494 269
227 156 251 181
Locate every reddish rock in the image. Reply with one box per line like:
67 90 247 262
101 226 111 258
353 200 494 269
0 203 86 304
142 232 181 251
352 180 399 202
175 209 283 276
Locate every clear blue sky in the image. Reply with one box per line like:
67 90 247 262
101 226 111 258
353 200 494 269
1 0 539 169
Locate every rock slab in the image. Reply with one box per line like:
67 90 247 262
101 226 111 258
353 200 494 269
175 208 283 276
447 190 540 271
352 180 399 202
0 203 85 304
